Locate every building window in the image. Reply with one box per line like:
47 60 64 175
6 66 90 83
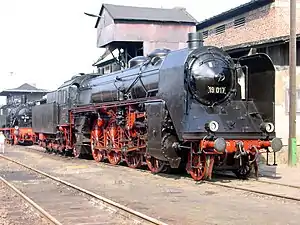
234 17 245 28
63 90 67 104
285 89 300 113
58 90 62 103
104 65 111 74
215 25 225 35
202 30 208 39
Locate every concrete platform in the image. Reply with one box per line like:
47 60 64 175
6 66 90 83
259 164 300 187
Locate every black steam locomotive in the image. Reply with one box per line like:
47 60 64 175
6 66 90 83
0 101 35 145
32 32 282 181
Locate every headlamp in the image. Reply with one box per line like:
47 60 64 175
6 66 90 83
260 122 275 133
205 120 219 132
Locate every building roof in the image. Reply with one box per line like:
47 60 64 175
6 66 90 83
197 0 274 30
95 4 198 28
15 83 39 91
0 83 49 96
92 48 120 67
223 34 300 53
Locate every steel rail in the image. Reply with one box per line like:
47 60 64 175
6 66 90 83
0 154 168 225
203 180 300 202
254 179 300 189
213 172 300 190
0 176 62 225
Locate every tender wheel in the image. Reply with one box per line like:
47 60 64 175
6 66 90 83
186 152 207 181
107 151 121 165
146 156 166 173
125 152 142 169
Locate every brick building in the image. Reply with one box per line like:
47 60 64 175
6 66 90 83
197 0 300 47
196 0 300 155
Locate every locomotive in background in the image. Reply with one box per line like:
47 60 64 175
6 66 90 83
0 96 36 145
32 32 283 181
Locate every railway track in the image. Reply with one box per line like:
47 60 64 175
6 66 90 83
213 172 300 190
0 178 52 225
255 178 300 189
0 176 61 225
205 175 300 202
24 146 300 203
0 154 168 225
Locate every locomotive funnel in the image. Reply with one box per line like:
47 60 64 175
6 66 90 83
187 32 203 50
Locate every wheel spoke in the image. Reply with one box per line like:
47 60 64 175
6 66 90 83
146 156 165 173
92 148 105 162
125 152 142 169
73 147 81 158
186 151 206 181
107 151 121 165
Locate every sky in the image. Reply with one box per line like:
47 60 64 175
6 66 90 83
0 0 250 104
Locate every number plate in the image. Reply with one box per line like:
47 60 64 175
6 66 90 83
207 86 226 94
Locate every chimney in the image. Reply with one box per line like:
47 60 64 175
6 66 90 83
187 32 204 50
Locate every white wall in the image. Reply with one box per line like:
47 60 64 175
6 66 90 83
274 66 300 145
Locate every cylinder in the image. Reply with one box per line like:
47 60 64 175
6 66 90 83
187 32 204 50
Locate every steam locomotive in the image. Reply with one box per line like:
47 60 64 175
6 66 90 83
32 32 283 181
0 101 36 145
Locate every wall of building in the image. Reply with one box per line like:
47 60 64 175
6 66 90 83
199 0 300 48
6 93 45 104
27 93 45 102
274 66 300 146
273 0 300 37
96 8 116 47
143 41 188 56
96 8 196 53
98 22 195 52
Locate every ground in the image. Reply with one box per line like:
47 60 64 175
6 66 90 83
0 181 51 225
1 146 300 225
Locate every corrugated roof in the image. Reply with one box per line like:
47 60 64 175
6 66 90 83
95 4 197 28
197 0 274 30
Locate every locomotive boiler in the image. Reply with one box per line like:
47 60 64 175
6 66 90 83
33 32 283 181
